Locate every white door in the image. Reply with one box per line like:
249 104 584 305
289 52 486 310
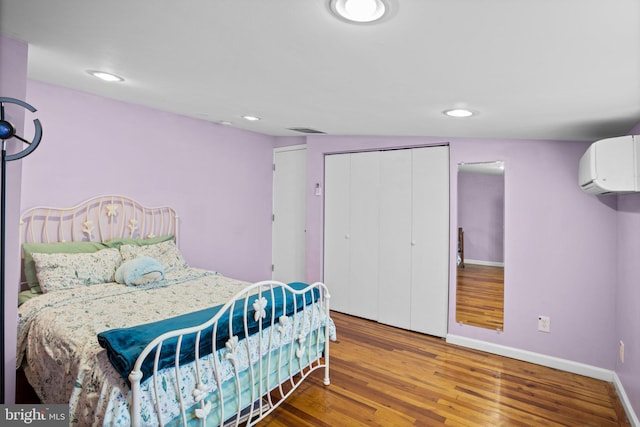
272 146 307 283
377 149 413 329
323 146 450 337
411 146 449 337
323 153 351 313
324 152 380 320
348 151 380 320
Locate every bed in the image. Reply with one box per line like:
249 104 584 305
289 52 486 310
16 195 334 426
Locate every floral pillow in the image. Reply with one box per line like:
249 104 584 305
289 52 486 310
119 240 188 273
31 248 122 293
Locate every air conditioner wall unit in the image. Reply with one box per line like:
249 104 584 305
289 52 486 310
578 135 640 195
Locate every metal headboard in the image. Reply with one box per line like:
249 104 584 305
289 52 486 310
20 195 179 245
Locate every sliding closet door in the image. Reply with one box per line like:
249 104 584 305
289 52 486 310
377 149 412 329
323 154 351 314
411 146 449 337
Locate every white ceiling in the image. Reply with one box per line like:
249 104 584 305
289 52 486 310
1 0 639 141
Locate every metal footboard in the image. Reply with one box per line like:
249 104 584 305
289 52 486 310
128 280 331 427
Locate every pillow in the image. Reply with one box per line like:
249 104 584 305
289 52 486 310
32 248 122 293
119 240 188 273
103 235 174 249
18 289 42 307
115 256 165 286
23 241 109 293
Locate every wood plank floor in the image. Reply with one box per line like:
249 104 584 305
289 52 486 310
261 311 631 426
456 264 504 331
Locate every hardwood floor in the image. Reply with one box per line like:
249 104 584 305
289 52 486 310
261 311 630 426
456 264 504 331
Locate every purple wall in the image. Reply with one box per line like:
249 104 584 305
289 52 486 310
458 171 504 263
305 135 618 372
616 122 640 411
1 35 28 403
23 80 276 283
449 139 618 369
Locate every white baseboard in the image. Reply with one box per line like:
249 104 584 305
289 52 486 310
446 334 612 380
446 334 638 425
464 259 505 267
613 372 640 427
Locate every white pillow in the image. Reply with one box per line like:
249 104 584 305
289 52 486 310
119 240 188 273
32 248 122 293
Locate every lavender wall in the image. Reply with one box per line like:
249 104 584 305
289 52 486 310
305 135 618 371
449 139 618 369
1 35 28 403
616 122 640 412
458 171 504 263
23 80 276 282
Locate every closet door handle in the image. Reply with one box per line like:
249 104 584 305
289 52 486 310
411 241 417 246
345 234 350 239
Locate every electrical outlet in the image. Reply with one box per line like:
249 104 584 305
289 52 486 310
619 340 625 363
538 315 550 333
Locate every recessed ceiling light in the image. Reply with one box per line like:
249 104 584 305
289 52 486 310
242 115 261 121
330 0 388 23
87 70 124 82
219 120 233 126
444 108 475 118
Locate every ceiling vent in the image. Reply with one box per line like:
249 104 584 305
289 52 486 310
288 127 326 134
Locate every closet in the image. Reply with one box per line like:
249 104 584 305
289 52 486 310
323 146 449 337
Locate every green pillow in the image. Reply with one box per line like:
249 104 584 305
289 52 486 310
23 241 109 293
103 235 174 249
18 289 42 307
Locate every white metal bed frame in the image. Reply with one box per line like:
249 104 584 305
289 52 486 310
20 194 178 246
19 195 331 426
128 280 331 426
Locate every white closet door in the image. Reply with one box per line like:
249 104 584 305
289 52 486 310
411 146 450 337
348 152 380 320
324 147 450 336
377 149 413 329
272 146 307 283
323 154 351 314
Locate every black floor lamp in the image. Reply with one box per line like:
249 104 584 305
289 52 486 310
0 97 43 404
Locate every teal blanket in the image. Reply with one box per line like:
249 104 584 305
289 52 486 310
97 282 319 384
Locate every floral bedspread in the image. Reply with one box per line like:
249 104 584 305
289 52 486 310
17 268 328 426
